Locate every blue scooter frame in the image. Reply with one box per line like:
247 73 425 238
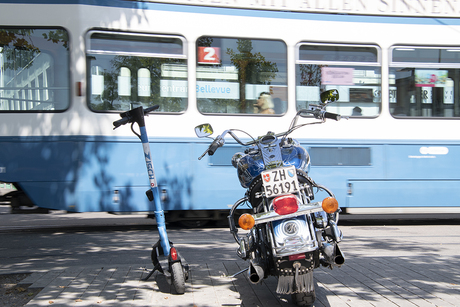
113 105 189 294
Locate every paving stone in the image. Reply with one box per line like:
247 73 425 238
18 224 460 306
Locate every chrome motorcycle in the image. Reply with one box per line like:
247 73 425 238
195 89 345 306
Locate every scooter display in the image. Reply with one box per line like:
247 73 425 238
195 90 345 306
113 105 189 294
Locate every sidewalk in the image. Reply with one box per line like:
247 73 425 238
2 207 460 306
17 253 460 307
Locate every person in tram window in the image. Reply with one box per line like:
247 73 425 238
255 92 275 114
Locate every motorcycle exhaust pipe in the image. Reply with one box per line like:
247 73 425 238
322 242 345 266
334 244 345 266
248 261 265 284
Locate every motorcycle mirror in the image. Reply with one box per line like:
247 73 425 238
195 124 214 138
320 89 339 104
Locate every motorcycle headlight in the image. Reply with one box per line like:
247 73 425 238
231 152 245 168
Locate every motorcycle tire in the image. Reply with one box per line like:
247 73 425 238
292 289 316 307
170 262 186 294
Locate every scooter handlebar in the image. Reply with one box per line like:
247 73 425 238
144 105 160 114
113 105 160 129
113 117 130 129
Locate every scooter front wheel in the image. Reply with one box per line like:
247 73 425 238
171 262 186 294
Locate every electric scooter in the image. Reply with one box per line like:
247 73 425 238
113 105 189 294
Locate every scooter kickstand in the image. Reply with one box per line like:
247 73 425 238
142 240 168 281
142 263 162 281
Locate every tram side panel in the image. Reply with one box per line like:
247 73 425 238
0 136 244 213
345 143 460 208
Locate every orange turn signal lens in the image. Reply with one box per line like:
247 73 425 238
322 197 339 213
238 213 255 230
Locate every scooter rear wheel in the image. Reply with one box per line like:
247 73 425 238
171 262 186 294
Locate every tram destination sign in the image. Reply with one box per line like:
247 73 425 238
145 0 460 18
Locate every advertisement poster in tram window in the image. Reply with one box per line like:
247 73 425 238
321 67 354 85
415 70 448 87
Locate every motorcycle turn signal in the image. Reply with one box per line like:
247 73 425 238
322 197 339 213
238 213 255 230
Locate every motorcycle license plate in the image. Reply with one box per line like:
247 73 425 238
261 166 300 198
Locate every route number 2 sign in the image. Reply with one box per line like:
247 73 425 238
198 47 221 64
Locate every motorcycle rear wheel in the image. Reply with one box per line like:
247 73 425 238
292 289 316 306
170 262 186 294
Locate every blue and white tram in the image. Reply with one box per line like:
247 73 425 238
1 0 460 220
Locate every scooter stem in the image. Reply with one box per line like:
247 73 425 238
132 107 171 256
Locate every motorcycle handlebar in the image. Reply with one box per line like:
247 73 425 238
198 134 226 160
197 108 342 158
208 138 221 156
324 112 341 121
307 108 341 122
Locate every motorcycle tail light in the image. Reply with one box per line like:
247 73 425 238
273 194 298 215
289 253 306 261
238 213 255 230
322 197 339 213
170 247 178 261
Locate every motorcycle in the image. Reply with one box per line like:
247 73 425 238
195 89 345 306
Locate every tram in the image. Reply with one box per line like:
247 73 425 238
1 0 460 222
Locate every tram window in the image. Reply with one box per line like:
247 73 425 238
295 44 381 117
86 32 187 112
390 46 460 118
0 28 70 112
196 37 287 115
